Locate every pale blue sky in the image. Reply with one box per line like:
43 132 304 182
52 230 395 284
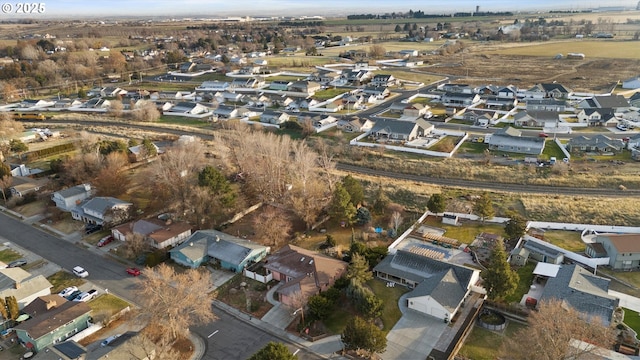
32 0 640 18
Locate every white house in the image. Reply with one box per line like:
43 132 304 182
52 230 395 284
51 184 93 212
71 197 132 226
622 76 640 90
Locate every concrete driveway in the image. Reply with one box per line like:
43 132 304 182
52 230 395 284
382 307 447 360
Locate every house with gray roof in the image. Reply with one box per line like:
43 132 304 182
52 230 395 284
523 239 564 264
525 98 567 112
440 92 481 107
51 184 93 212
369 118 433 141
260 110 289 125
487 127 546 155
578 95 630 112
514 110 559 127
591 233 640 270
71 197 132 226
539 264 618 325
373 250 481 320
524 83 572 99
623 76 640 90
170 230 269 272
577 108 620 127
371 74 397 87
567 135 625 153
213 105 240 119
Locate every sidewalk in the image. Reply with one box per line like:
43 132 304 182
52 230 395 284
215 300 346 359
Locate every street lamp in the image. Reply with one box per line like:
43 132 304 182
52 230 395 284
293 307 305 326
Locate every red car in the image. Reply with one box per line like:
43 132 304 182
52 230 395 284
126 267 141 276
97 236 114 247
538 132 549 138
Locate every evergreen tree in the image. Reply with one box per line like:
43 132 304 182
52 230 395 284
330 184 356 224
355 207 372 225
198 166 236 207
341 175 364 206
341 316 387 354
141 138 158 157
427 193 446 214
505 212 527 240
307 295 332 320
372 187 389 215
473 192 495 222
346 253 372 284
482 239 519 300
249 342 297 360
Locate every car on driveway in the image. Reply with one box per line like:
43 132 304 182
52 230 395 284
97 236 114 247
85 224 102 235
126 267 141 276
7 259 27 268
73 289 97 302
58 286 78 298
65 290 82 301
101 334 121 347
73 266 88 278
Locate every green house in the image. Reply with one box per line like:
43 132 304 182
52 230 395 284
170 230 270 272
15 295 92 352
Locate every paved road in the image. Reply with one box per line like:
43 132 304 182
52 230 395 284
193 307 323 360
0 212 141 304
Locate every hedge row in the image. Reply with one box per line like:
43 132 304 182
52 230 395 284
26 142 76 161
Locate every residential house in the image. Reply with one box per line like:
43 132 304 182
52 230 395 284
169 230 269 271
54 98 83 109
626 133 640 150
361 86 390 99
167 102 209 115
51 184 93 212
71 197 132 226
403 103 429 118
438 83 475 94
0 267 52 309
440 92 481 107
629 92 640 108
81 98 111 110
487 127 546 155
195 81 230 92
127 143 161 162
622 76 640 89
477 85 500 96
369 118 434 141
9 176 48 198
567 135 625 153
213 105 240 120
523 83 572 99
585 242 608 259
179 62 196 73
513 110 559 127
316 70 341 85
238 65 261 75
15 295 92 352
230 77 262 89
590 233 640 270
483 96 517 110
399 49 418 57
373 250 481 321
342 69 372 85
539 264 619 325
260 111 290 125
10 164 32 177
525 99 567 112
371 74 397 87
289 81 321 95
523 239 564 264
463 110 496 126
214 91 244 104
496 85 518 98
310 115 338 128
36 341 87 360
269 80 292 91
577 108 619 127
578 95 630 112
19 99 55 109
262 245 347 306
337 116 375 132
112 218 192 249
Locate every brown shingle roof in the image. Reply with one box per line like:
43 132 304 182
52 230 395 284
603 234 640 253
16 296 91 339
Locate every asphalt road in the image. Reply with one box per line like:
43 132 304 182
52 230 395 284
193 308 323 360
0 212 141 304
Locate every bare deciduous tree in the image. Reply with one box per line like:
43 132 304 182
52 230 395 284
136 264 216 344
130 101 161 122
501 299 616 360
94 152 130 197
0 175 11 204
252 206 292 247
107 100 124 118
390 211 403 233
121 233 150 258
0 112 24 142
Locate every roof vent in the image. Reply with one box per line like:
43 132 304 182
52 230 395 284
300 257 305 262
309 260 314 265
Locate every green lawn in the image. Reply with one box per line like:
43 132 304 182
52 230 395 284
367 278 408 332
541 140 567 161
0 249 22 263
47 271 86 294
157 115 211 127
422 218 507 244
323 303 352 335
87 294 130 316
542 230 585 252
310 88 349 101
458 142 488 154
503 262 536 304
458 321 526 360
624 308 640 335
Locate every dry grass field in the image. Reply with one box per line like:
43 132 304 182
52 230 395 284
487 40 640 59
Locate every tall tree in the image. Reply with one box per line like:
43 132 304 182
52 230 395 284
9 139 28 159
371 187 389 215
0 112 23 143
341 316 387 355
198 165 236 207
473 192 495 222
249 342 297 360
0 297 8 320
501 300 616 360
330 183 356 225
341 175 364 206
136 264 216 345
427 193 446 214
346 253 372 284
0 175 11 204
252 206 292 247
141 138 158 157
482 238 519 300
505 212 527 240
5 296 18 320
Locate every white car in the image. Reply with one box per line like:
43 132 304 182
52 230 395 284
101 334 121 347
73 266 88 278
73 289 97 302
58 286 78 298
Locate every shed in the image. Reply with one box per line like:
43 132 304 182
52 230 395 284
442 213 459 226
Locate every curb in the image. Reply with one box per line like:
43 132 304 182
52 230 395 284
188 332 206 360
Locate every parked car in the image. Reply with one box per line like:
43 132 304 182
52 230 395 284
7 259 27 268
126 267 141 276
58 286 78 298
65 290 82 301
538 132 549 138
85 224 102 235
97 236 114 247
73 266 89 278
73 289 97 302
101 334 121 347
